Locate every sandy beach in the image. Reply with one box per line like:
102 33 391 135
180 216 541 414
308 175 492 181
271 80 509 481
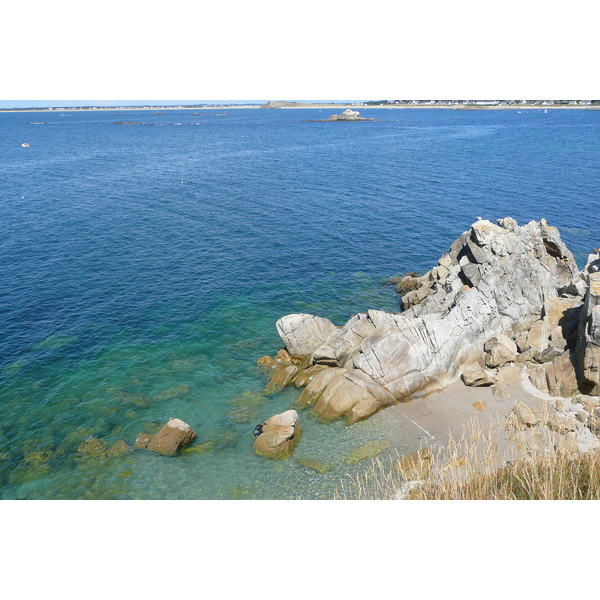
384 367 546 447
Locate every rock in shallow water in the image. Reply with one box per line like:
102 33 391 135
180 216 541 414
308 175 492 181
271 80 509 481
344 440 391 465
296 457 334 474
264 363 298 394
134 418 197 456
253 410 300 458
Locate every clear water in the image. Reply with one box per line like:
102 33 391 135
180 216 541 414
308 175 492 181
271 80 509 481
1 107 598 499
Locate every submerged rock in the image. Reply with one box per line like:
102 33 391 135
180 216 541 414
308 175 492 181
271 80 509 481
296 457 334 474
257 355 277 370
227 391 268 422
253 410 300 458
155 384 190 400
134 418 197 456
77 438 109 461
182 440 217 454
107 440 134 458
227 405 259 424
344 440 391 465
228 390 269 408
23 450 53 468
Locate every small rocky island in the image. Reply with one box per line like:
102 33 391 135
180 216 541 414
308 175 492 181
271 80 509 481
308 109 376 122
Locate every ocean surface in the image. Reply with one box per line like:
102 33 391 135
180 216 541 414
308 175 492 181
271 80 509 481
0 107 598 499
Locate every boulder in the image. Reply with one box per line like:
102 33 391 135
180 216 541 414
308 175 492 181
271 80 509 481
534 346 564 364
508 403 541 430
311 369 398 424
275 314 338 359
547 412 579 435
253 410 300 458
526 319 549 354
527 349 579 397
294 367 349 409
135 418 197 456
524 296 583 355
275 348 301 364
461 364 495 387
543 297 582 350
484 333 518 368
396 274 421 294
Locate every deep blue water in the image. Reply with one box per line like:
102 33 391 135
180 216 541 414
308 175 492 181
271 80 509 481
0 107 598 499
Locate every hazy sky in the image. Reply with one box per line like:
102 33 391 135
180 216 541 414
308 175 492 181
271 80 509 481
0 100 363 109
0 100 260 109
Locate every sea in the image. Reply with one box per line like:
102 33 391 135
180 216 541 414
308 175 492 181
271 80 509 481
0 106 598 499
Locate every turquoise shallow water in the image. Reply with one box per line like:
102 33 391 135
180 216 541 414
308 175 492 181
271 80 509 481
0 107 598 499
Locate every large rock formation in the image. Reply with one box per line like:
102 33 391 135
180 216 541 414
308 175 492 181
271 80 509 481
274 218 591 422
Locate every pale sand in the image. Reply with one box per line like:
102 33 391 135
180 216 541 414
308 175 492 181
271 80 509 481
381 366 555 449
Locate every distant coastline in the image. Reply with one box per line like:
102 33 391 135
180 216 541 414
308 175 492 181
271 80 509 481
2 101 598 113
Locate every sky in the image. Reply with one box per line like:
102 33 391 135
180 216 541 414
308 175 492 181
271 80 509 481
0 99 364 109
2 4 597 104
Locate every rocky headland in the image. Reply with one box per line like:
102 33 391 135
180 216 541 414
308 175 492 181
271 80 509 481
258 217 600 470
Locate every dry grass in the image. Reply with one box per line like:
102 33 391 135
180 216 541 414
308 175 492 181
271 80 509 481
336 415 600 500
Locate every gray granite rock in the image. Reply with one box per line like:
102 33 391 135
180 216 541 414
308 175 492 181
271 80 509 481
275 313 338 359
276 218 581 420
576 272 600 395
